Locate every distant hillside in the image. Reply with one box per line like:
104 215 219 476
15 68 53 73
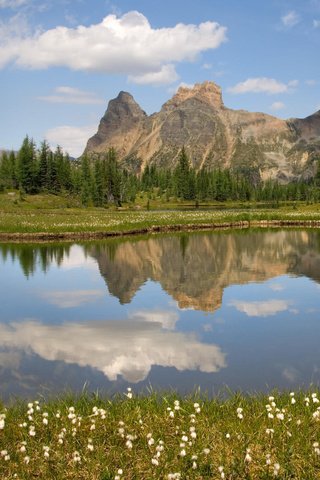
84 81 320 183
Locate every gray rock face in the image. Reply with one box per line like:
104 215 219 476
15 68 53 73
84 82 320 182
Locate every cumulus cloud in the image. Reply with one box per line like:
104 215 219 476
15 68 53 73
228 77 298 95
0 11 227 85
129 309 179 330
38 86 105 105
0 350 21 369
270 101 285 111
45 124 97 157
229 299 291 317
281 11 300 28
128 64 178 86
40 289 105 308
0 318 226 383
313 19 320 28
58 245 98 271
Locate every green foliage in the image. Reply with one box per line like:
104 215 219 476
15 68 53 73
1 140 320 206
18 136 38 193
1 391 320 479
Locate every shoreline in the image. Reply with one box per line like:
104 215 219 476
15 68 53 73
1 218 320 242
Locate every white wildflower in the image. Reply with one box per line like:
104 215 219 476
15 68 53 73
273 463 280 476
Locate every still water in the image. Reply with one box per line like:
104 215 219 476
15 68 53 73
1 229 320 400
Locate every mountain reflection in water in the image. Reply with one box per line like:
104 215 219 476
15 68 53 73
1 229 320 400
88 230 320 311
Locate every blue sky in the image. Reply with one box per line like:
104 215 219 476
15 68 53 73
0 0 320 156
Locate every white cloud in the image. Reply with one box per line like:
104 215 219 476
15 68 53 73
45 124 97 157
306 79 318 86
0 0 28 8
282 367 299 383
167 82 195 95
0 351 21 369
128 64 179 86
288 79 299 88
40 289 105 308
270 101 285 111
313 19 320 28
269 283 285 291
228 77 297 95
38 86 105 105
0 318 226 383
58 245 97 271
281 11 300 28
202 63 212 70
229 299 291 317
129 309 179 330
0 11 227 85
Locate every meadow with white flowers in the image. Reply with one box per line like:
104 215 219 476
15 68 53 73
1 193 320 239
1 390 320 479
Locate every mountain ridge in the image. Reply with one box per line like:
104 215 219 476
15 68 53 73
84 81 320 182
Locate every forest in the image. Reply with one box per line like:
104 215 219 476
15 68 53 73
1 136 320 206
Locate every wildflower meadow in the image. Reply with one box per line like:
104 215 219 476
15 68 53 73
1 390 320 479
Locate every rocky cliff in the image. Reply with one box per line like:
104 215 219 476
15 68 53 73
88 230 320 312
84 81 320 182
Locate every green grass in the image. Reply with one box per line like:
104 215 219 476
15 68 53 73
1 391 320 479
0 192 320 237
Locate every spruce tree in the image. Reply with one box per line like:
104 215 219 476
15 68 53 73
38 140 51 190
18 136 38 193
80 155 92 206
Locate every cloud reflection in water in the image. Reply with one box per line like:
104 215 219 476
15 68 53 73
0 312 226 383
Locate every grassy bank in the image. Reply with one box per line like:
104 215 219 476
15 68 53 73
1 193 320 239
1 391 320 479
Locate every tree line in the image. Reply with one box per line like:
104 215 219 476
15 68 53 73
1 137 320 205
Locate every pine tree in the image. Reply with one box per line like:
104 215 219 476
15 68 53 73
0 151 17 189
38 140 51 190
175 147 191 200
18 136 38 193
80 155 92 206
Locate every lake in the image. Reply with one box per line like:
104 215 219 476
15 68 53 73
1 228 320 401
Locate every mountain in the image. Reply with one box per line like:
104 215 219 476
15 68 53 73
84 81 320 182
88 230 320 313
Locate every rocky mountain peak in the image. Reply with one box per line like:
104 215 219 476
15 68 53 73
162 81 224 111
84 90 146 155
107 91 146 119
84 81 320 182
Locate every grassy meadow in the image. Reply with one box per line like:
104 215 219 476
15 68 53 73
0 192 320 237
1 391 320 479
1 192 320 479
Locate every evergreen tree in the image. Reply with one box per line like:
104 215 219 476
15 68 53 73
80 155 92 206
0 151 17 189
175 147 192 200
38 140 51 190
18 136 38 193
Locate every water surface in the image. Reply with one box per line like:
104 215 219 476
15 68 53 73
1 229 320 400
